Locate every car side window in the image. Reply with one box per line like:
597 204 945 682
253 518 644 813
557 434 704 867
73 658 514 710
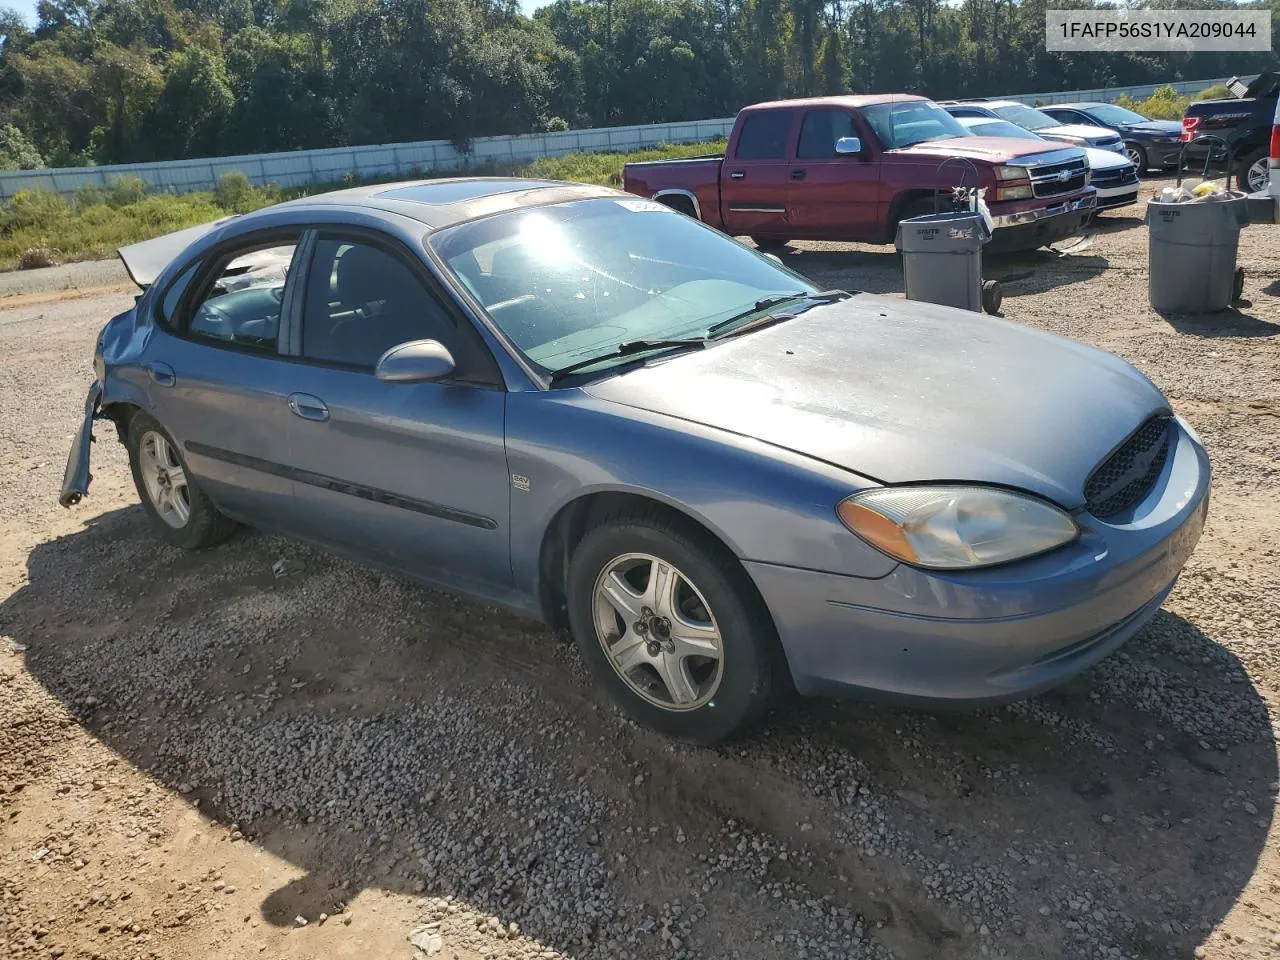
186 243 296 351
301 238 456 370
797 110 858 159
949 107 983 118
734 111 793 160
157 260 200 329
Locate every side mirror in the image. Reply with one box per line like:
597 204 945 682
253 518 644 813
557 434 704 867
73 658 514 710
834 136 863 156
375 339 455 383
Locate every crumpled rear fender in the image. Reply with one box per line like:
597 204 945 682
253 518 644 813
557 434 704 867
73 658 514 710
59 306 153 507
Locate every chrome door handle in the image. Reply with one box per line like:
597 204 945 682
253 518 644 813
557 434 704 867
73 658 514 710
729 171 745 180
287 393 329 422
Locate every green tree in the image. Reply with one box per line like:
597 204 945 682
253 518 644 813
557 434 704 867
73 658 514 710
0 122 42 168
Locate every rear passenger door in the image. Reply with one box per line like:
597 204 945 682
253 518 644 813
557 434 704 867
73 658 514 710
277 231 512 591
148 232 303 526
721 109 798 239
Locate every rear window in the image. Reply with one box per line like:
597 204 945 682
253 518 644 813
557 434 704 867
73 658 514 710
734 111 792 160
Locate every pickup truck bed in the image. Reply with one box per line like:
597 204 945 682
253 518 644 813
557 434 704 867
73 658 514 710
1182 72 1279 193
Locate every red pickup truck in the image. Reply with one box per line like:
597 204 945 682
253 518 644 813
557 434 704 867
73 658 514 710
622 94 1098 252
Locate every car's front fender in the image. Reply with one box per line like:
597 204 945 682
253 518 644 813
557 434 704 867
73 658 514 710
504 389 900 604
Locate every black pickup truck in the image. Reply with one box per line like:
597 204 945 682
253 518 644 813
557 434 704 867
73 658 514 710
1180 73 1279 193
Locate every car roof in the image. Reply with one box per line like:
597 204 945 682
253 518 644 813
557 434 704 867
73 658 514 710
1047 102 1105 110
262 177 619 232
117 177 621 287
742 93 927 112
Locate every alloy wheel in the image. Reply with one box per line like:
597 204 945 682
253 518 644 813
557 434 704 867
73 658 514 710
591 552 724 710
138 430 191 529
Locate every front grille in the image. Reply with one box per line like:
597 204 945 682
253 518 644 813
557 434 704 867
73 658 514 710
1084 416 1173 519
1030 158 1089 198
1093 166 1140 188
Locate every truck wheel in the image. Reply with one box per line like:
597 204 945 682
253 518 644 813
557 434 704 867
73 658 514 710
899 198 938 224
752 237 790 250
1236 148 1268 194
982 280 1003 314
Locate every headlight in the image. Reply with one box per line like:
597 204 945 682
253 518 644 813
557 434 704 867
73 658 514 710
837 486 1079 570
995 165 1028 181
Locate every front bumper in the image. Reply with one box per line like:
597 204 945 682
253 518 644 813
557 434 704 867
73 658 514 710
60 380 101 507
987 192 1096 251
1094 184 1140 210
748 422 1210 706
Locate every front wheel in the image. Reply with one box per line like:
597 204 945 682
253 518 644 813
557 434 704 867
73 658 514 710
1124 143 1147 173
127 412 237 549
566 511 784 744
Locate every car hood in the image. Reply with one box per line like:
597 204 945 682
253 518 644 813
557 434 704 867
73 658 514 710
889 136 1068 164
1084 147 1130 171
1130 120 1183 137
1042 123 1116 141
583 295 1168 508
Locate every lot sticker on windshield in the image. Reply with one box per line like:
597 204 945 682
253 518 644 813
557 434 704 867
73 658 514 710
614 199 673 213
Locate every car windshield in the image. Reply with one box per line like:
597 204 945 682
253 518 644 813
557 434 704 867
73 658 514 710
964 119 1044 141
862 100 968 149
1081 104 1148 125
991 103 1060 131
429 197 819 377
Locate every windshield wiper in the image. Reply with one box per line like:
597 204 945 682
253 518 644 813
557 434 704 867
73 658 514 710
547 337 708 383
706 289 850 338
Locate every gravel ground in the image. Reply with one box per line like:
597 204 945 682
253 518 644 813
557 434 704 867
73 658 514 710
2 179 1279 960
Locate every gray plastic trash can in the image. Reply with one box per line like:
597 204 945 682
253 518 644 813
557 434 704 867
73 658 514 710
1147 193 1249 313
895 211 1000 313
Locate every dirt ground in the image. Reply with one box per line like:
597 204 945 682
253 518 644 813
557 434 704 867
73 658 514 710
2 179 1279 960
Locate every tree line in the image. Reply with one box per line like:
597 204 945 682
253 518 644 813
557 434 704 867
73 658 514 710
0 0 1275 170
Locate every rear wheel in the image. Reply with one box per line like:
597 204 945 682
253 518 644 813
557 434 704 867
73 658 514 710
127 412 237 549
566 510 784 744
898 197 938 224
655 195 698 219
1237 148 1268 194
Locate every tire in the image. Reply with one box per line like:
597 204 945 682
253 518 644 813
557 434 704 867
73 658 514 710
1233 266 1245 303
1236 147 1268 194
1124 143 1147 173
981 279 1003 315
566 509 785 744
898 197 938 224
656 196 698 220
752 236 790 250
127 412 237 549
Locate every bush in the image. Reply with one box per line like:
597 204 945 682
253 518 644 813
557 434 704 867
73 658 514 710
214 170 255 212
18 246 61 269
105 175 147 208
545 116 570 132
1195 84 1231 102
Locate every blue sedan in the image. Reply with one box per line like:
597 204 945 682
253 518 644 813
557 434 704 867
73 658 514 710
60 177 1210 743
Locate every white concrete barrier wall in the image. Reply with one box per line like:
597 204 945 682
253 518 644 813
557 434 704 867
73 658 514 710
0 77 1247 199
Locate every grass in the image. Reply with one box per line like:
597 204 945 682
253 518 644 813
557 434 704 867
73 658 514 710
0 140 725 271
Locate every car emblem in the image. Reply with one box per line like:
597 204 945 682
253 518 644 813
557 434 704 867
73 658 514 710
1055 170 1071 183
